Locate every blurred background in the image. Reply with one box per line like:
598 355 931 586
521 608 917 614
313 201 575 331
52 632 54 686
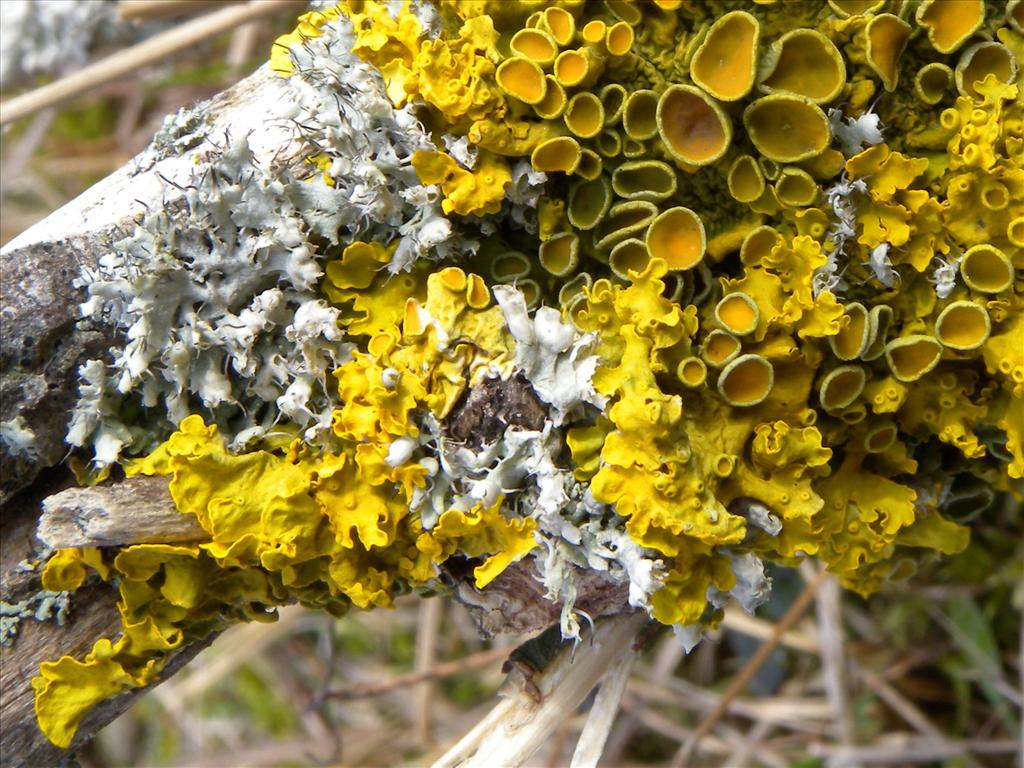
1 2 1022 766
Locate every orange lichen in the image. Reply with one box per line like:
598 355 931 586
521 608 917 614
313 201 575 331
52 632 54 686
744 94 831 162
691 11 760 102
865 14 912 92
646 207 707 271
759 29 846 104
916 0 986 55
657 85 733 166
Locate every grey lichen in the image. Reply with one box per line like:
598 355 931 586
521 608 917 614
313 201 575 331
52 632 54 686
64 9 475 465
0 415 38 459
1 591 72 646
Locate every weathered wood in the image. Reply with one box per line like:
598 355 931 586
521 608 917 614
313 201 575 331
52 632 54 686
452 559 630 639
0 62 305 765
38 475 205 549
0 471 218 768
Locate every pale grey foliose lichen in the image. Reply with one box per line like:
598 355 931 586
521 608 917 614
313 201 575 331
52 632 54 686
66 6 479 464
1 591 71 646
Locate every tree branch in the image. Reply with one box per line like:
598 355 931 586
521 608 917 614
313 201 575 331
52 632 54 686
0 60 307 766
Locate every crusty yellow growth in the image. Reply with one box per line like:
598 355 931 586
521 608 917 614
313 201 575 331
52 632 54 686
270 5 344 76
35 537 332 748
349 1 507 132
650 547 735 625
34 641 148 749
418 501 538 588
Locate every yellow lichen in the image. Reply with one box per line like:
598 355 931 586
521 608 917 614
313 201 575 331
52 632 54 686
412 150 511 217
37 0 1024 746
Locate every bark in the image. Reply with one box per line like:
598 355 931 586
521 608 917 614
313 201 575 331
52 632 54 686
0 64 301 767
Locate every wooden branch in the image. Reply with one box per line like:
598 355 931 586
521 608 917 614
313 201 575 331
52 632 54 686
0 0 307 126
0 55 310 765
38 475 206 549
0 63 300 505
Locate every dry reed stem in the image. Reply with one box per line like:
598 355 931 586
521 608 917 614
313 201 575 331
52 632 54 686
0 0 306 125
569 644 636 768
226 19 267 72
671 567 829 767
721 606 821 654
0 109 55 197
727 718 775 768
415 597 444 746
601 630 686 763
117 0 236 22
855 665 951 742
806 563 856 751
618 694 732 756
813 737 1021 766
630 677 835 735
431 612 647 768
323 646 511 701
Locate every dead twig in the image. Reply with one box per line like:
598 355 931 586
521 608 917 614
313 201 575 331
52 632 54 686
322 646 511 701
38 476 205 548
0 0 306 126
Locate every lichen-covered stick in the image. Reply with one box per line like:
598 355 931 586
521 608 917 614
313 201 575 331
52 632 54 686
1 0 1022 763
0 62 308 766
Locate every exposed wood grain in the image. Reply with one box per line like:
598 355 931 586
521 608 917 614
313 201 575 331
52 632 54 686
38 475 205 549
